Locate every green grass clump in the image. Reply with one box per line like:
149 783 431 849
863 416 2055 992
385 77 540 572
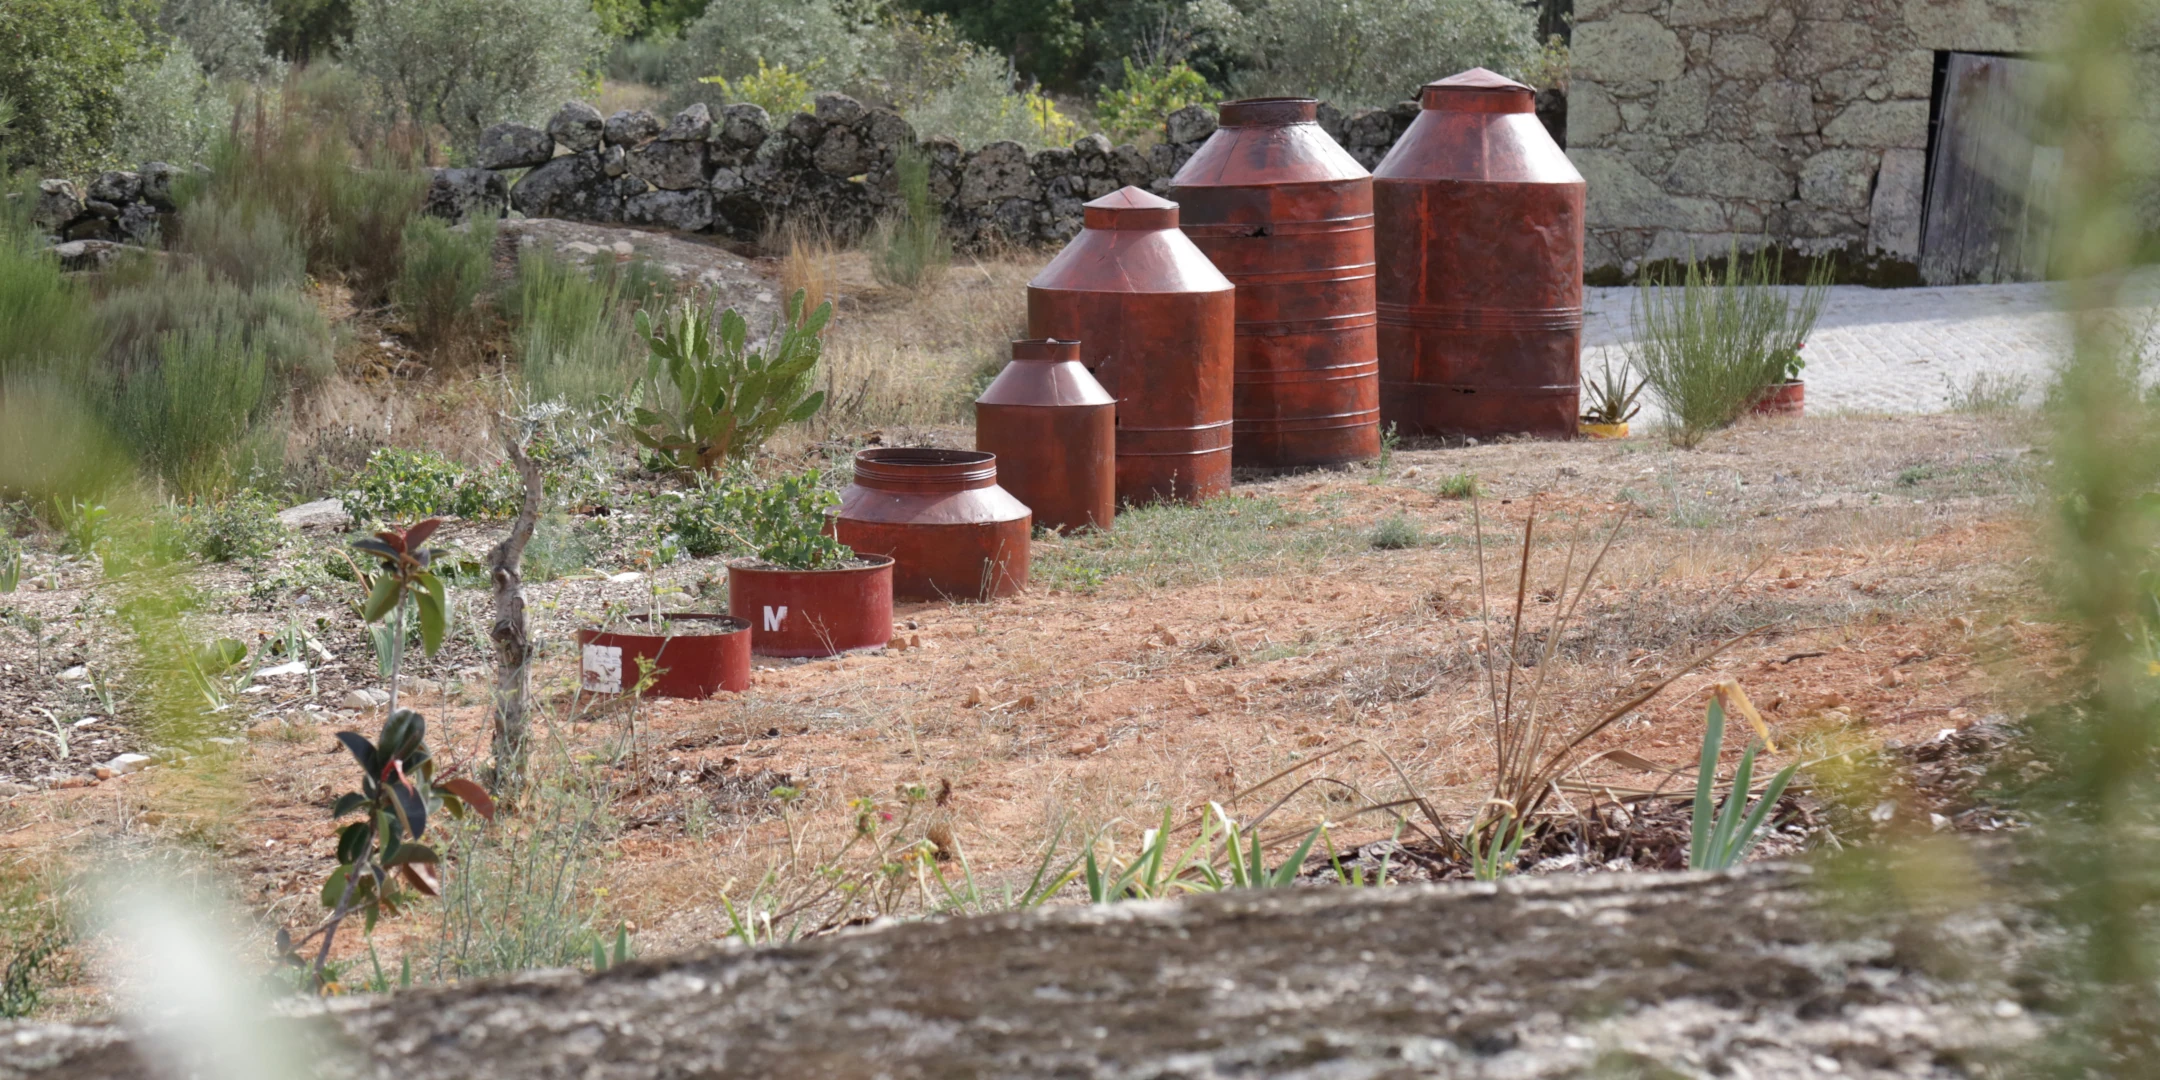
1368 514 1423 550
396 216 496 353
153 489 290 563
96 267 333 392
870 147 951 291
1034 494 1357 591
1435 472 1481 499
171 197 306 292
0 178 96 389
503 247 647 407
107 323 274 494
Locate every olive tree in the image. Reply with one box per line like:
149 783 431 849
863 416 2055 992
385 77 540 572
1192 0 1540 109
347 0 602 152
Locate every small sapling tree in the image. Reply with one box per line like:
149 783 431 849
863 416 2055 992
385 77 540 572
295 517 494 985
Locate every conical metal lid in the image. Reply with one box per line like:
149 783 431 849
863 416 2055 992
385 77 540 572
1419 68 1535 113
1084 186 1180 230
976 339 1116 407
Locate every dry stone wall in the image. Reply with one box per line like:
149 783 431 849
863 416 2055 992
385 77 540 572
1565 0 2063 276
436 94 1436 251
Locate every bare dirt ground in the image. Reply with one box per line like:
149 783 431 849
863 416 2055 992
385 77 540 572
0 238 2059 1015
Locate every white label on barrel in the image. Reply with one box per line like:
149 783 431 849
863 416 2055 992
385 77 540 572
582 644 622 693
763 605 788 632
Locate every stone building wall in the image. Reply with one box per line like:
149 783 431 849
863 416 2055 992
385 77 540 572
1565 0 2063 277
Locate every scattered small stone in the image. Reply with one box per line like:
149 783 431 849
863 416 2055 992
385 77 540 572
278 497 351 530
0 780 30 798
97 753 152 779
255 660 309 678
59 665 87 681
340 689 390 711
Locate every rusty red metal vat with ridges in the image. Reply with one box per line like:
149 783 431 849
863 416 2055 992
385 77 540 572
574 614 751 698
834 448 1031 602
1372 68 1585 438
727 556 894 658
1171 98 1380 469
1026 187 1235 506
976 338 1117 534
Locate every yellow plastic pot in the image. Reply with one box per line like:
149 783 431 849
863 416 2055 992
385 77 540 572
1579 420 1629 439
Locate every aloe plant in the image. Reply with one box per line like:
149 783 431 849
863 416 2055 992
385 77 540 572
630 290 832 475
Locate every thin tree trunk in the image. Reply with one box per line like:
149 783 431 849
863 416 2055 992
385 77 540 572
486 433 543 794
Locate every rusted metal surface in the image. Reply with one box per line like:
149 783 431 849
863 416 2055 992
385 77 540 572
1027 187 1235 506
1171 98 1380 469
1373 68 1586 439
976 338 1117 534
834 448 1030 602
727 556 894 658
574 614 751 698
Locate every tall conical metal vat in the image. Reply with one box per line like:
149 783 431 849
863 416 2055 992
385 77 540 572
1373 69 1585 438
1026 187 1235 506
1171 97 1380 469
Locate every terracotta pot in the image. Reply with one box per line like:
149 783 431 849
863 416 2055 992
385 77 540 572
834 448 1031 602
1579 420 1629 439
575 613 751 699
1752 380 1804 417
727 555 894 658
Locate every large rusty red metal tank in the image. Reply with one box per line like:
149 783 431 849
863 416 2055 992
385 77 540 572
1027 187 1234 506
1170 98 1380 469
975 338 1116 534
833 448 1030 602
1373 68 1585 438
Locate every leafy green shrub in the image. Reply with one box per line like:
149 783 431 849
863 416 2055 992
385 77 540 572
109 42 229 168
630 290 831 474
395 216 496 352
1629 246 1829 449
108 323 274 494
95 267 335 391
605 35 686 85
1095 59 1218 144
347 0 605 151
700 58 818 117
159 0 277 79
173 198 308 292
723 469 851 569
0 0 146 173
1195 0 1539 108
677 0 859 89
504 248 645 407
344 447 520 526
905 51 1082 149
154 489 290 563
666 481 744 558
870 147 950 290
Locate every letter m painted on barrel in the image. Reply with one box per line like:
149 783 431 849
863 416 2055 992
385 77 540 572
763 605 788 632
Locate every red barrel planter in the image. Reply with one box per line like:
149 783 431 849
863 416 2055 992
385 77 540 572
834 448 1031 602
1752 380 1804 416
574 613 751 699
727 555 894 658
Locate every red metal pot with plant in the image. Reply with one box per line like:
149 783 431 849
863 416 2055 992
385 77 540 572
576 613 752 699
1753 344 1806 417
723 470 894 658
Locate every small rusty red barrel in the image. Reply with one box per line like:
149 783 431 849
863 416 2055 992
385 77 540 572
1028 187 1234 506
834 448 1030 601
575 613 751 698
1171 98 1380 469
975 338 1116 534
1373 68 1585 438
727 555 894 658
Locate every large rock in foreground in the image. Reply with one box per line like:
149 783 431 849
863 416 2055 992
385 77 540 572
0 867 2032 1078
